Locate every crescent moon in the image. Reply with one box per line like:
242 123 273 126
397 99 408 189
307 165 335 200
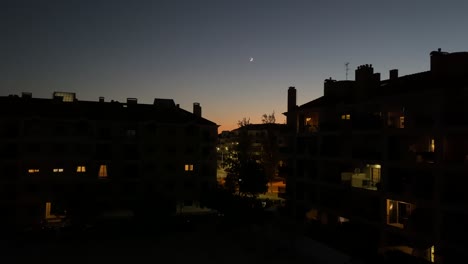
250 57 254 62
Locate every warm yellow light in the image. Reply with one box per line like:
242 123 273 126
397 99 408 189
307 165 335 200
45 202 52 219
185 164 194 171
28 169 39 173
399 116 405 128
76 166 86 173
431 245 435 262
53 168 64 173
98 165 108 178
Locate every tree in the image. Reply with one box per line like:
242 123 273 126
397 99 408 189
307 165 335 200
261 111 276 124
237 117 251 127
238 159 268 196
222 126 268 197
261 124 280 188
224 157 268 197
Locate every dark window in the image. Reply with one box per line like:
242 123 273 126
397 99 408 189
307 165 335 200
126 129 136 138
0 144 18 159
124 144 139 159
185 146 194 155
123 164 139 179
202 130 211 142
75 121 89 136
3 164 18 180
202 147 211 157
52 144 66 154
53 123 67 136
97 127 111 140
27 143 41 153
96 144 111 159
184 181 194 190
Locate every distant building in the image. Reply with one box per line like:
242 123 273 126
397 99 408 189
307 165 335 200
217 123 290 197
0 92 218 232
285 50 468 264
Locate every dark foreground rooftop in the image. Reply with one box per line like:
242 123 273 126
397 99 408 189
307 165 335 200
2 215 353 264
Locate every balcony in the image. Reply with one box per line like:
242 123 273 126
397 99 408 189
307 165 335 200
388 136 436 164
415 151 435 164
387 112 405 129
341 164 381 191
387 168 434 200
387 199 414 229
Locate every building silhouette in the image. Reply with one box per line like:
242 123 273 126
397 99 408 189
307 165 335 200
0 92 218 232
285 49 468 263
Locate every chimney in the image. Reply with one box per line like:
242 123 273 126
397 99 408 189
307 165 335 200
389 69 398 80
287 86 297 130
193 102 202 117
288 86 296 112
355 64 374 82
99 96 105 103
373 72 381 82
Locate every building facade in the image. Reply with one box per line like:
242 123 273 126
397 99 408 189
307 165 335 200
285 50 468 263
0 92 218 232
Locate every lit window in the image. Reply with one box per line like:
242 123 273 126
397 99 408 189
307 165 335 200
28 169 39 173
399 116 405 128
184 164 194 171
431 245 435 262
386 199 414 229
45 202 65 221
53 92 75 102
341 114 351 120
98 165 108 178
76 166 86 173
430 139 435 152
53 168 64 173
338 216 349 223
45 202 52 219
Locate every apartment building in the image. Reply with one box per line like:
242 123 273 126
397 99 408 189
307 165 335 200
0 92 218 232
218 124 290 196
285 50 468 263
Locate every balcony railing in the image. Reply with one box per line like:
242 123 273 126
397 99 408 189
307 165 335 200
341 172 380 191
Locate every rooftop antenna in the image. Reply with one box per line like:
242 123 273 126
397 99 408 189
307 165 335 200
345 62 350 80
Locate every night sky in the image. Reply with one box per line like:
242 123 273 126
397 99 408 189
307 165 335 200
2 0 467 131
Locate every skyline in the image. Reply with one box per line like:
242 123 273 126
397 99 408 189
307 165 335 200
2 0 468 131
